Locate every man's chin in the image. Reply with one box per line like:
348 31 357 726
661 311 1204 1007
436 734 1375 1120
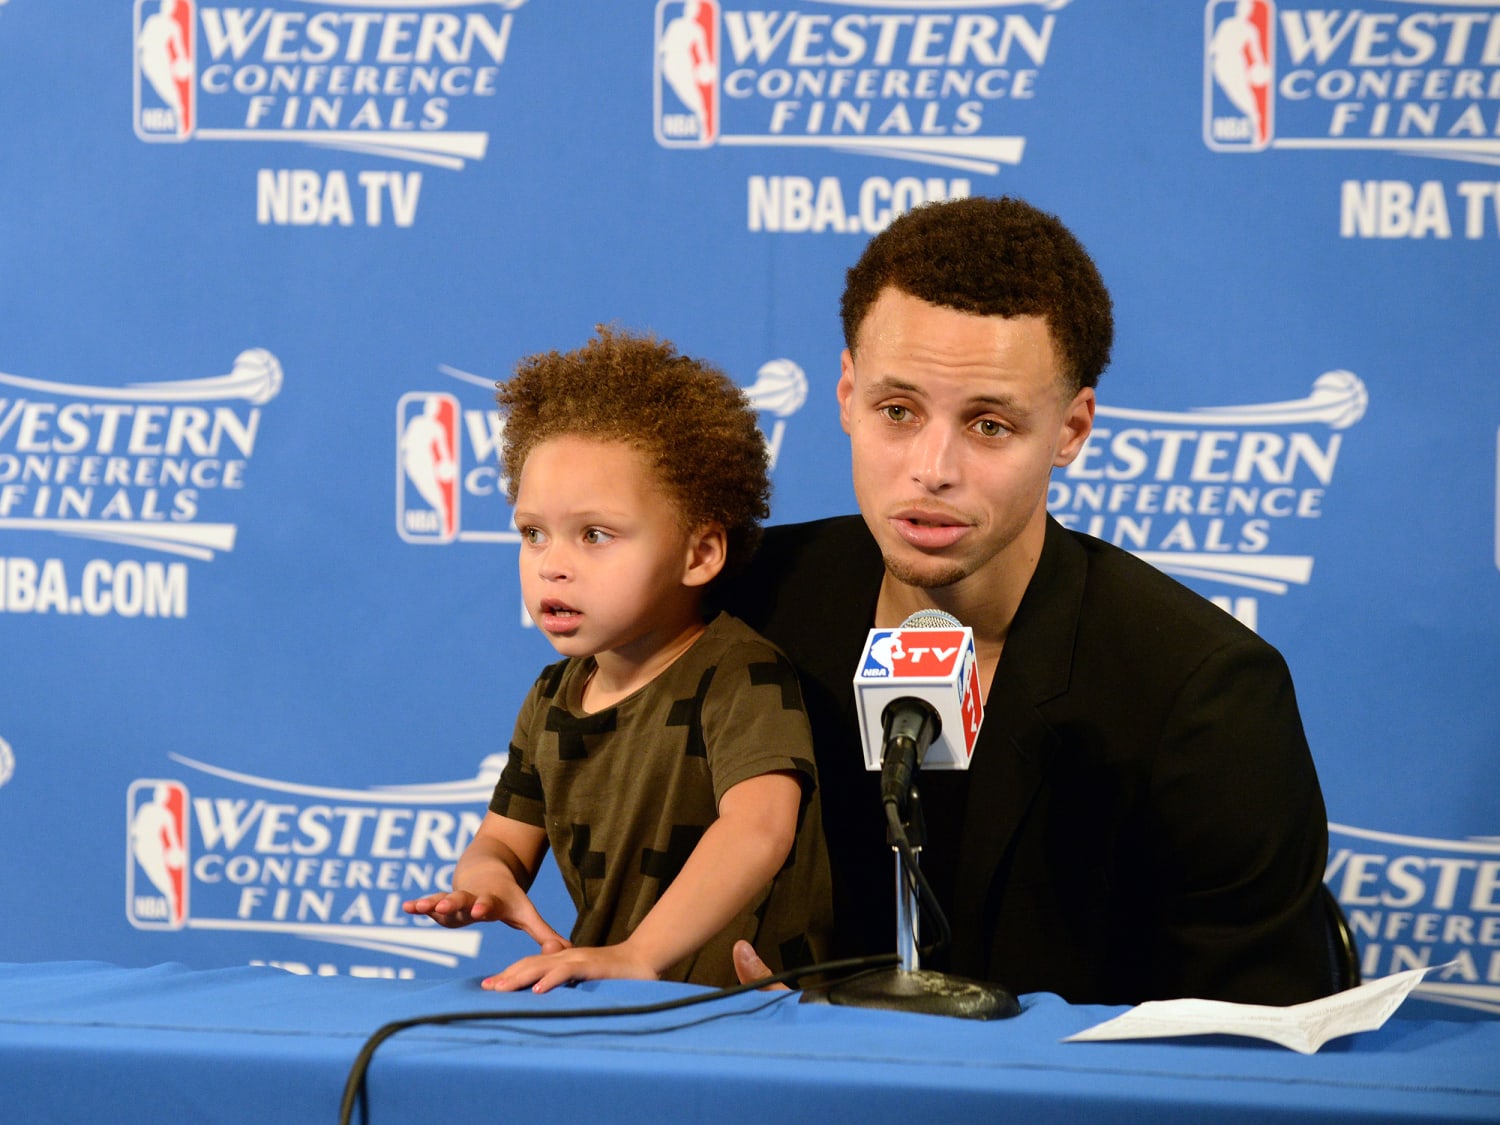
880 551 970 590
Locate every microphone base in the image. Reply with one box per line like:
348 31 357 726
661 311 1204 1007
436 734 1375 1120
802 967 1020 1021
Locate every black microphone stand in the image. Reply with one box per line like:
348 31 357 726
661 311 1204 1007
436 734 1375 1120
808 781 1020 1020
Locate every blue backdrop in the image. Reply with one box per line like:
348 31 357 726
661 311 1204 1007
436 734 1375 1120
1 0 1496 1013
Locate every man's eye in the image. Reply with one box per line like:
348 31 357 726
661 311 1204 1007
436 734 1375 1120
975 419 1007 437
881 405 910 422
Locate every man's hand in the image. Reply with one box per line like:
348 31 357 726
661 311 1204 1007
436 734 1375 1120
484 943 658 994
733 939 789 991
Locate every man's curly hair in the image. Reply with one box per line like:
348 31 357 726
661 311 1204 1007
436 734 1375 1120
840 196 1114 394
496 326 771 575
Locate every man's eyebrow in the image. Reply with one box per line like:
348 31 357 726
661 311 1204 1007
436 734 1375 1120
864 376 1032 415
969 392 1031 416
864 376 920 395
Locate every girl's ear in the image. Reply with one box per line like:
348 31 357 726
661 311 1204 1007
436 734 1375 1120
682 522 727 588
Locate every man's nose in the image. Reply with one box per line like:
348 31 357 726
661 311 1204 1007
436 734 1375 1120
910 422 959 491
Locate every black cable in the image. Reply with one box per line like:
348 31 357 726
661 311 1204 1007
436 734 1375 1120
337 951 899 1125
884 796 952 960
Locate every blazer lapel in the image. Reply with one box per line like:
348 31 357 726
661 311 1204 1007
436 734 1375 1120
950 519 1086 970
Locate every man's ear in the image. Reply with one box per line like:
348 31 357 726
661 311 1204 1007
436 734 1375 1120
682 522 727 588
837 349 856 435
1053 386 1096 467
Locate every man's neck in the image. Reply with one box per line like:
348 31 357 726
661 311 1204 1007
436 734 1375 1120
872 522 1048 696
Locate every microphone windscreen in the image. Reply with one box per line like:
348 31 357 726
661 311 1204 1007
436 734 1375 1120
899 608 960 630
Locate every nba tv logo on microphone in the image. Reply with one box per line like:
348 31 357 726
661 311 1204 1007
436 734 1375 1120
854 627 982 771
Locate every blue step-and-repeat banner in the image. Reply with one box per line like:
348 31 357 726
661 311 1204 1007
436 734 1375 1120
1 1 1496 1014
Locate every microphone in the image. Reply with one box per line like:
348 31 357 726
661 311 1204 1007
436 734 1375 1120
878 695 939 810
808 608 1018 1020
853 610 984 808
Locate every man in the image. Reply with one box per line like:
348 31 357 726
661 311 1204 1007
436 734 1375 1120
717 196 1335 1006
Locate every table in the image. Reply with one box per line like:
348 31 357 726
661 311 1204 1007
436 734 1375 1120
2 961 1497 1123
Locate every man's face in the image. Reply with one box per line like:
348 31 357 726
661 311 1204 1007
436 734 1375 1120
837 287 1094 595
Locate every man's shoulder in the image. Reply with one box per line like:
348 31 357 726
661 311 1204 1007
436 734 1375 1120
757 515 874 568
717 515 878 623
713 516 883 677
1061 525 1277 659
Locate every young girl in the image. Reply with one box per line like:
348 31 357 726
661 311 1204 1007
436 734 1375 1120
404 327 832 991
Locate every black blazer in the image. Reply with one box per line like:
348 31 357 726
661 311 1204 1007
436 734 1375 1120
717 515 1335 1005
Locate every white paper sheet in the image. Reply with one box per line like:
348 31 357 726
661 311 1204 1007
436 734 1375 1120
1063 963 1448 1054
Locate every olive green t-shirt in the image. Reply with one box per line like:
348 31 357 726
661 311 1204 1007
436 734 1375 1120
490 612 833 985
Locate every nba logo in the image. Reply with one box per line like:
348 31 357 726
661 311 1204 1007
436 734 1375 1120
126 780 190 930
654 0 720 147
860 631 901 678
134 0 196 140
397 393 462 543
1204 0 1274 151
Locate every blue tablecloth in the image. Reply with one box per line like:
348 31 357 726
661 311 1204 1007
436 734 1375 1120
2 961 1497 1123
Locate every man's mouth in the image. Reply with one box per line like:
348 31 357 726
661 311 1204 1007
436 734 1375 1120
891 508 971 549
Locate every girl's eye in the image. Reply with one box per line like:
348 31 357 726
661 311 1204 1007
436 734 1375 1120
583 528 612 545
